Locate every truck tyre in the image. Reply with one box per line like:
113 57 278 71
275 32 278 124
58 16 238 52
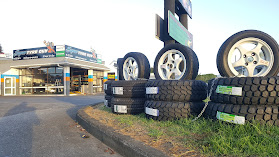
104 80 114 95
146 80 207 102
111 97 145 114
111 80 147 98
104 95 112 107
144 100 204 121
208 76 279 105
204 101 279 126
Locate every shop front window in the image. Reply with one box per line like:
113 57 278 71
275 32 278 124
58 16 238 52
21 75 33 87
19 67 64 95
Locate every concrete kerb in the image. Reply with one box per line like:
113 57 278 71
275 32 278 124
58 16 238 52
76 103 168 157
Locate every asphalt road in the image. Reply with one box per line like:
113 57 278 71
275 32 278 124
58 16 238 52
0 94 122 157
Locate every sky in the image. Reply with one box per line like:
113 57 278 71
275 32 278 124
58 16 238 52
1 0 279 75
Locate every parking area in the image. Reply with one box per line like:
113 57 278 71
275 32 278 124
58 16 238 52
0 94 122 157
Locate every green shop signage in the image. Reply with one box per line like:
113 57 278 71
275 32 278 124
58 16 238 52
168 10 193 49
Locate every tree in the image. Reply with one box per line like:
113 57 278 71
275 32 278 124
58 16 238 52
195 73 217 83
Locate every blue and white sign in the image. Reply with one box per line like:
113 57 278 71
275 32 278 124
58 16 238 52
178 0 192 18
65 45 98 63
13 47 56 60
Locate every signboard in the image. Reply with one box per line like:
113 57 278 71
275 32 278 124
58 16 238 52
13 46 56 60
13 44 101 63
177 0 192 18
107 72 115 80
56 45 66 57
168 10 193 49
155 14 164 41
65 45 98 63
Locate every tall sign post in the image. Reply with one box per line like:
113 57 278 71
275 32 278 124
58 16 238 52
156 0 193 48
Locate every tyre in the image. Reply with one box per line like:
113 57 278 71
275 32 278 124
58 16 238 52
122 52 150 80
154 43 199 80
104 80 114 95
217 30 279 77
104 95 112 107
146 80 207 102
204 101 279 126
208 76 279 105
111 97 146 114
144 100 205 121
117 58 124 80
111 80 147 98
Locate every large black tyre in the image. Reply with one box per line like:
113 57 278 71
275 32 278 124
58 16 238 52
122 52 150 80
111 80 147 98
117 58 124 80
144 100 205 121
154 43 199 80
104 95 112 107
146 80 207 102
208 76 279 105
217 30 279 77
104 80 114 95
204 101 279 126
111 97 145 114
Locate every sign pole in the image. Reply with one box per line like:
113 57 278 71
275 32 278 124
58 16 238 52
164 0 176 46
179 13 188 30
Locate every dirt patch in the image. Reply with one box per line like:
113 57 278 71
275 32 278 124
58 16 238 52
84 104 202 157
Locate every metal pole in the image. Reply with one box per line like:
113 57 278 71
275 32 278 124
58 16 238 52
164 0 176 46
179 13 188 30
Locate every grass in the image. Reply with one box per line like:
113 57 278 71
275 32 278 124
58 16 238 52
98 106 279 157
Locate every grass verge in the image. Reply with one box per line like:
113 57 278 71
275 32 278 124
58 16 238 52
85 105 279 157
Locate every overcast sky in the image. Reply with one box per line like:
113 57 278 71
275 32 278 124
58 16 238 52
1 0 279 75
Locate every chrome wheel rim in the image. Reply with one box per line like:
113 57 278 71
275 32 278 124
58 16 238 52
123 57 139 80
157 49 187 80
228 37 274 77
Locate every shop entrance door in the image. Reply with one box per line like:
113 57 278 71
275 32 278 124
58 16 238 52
4 77 16 96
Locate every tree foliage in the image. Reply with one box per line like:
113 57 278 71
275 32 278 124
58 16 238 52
196 73 217 83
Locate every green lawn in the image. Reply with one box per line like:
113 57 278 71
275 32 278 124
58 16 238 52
101 106 279 157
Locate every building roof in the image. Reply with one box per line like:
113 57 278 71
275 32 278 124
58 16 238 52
0 57 110 74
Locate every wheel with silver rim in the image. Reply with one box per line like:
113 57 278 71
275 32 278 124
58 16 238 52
122 52 150 80
217 30 279 77
154 43 199 80
123 57 138 80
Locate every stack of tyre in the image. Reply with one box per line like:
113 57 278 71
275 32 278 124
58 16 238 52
144 80 208 121
104 80 114 108
204 77 279 126
110 80 148 114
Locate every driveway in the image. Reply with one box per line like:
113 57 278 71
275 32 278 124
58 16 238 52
0 94 122 157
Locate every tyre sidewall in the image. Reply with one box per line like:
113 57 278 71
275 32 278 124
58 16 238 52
154 43 197 80
217 30 279 77
123 52 150 80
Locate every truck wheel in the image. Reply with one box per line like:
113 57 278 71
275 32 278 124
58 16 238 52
217 30 279 77
122 52 150 80
154 43 199 80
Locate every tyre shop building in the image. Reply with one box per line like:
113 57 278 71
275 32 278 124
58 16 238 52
0 45 110 96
